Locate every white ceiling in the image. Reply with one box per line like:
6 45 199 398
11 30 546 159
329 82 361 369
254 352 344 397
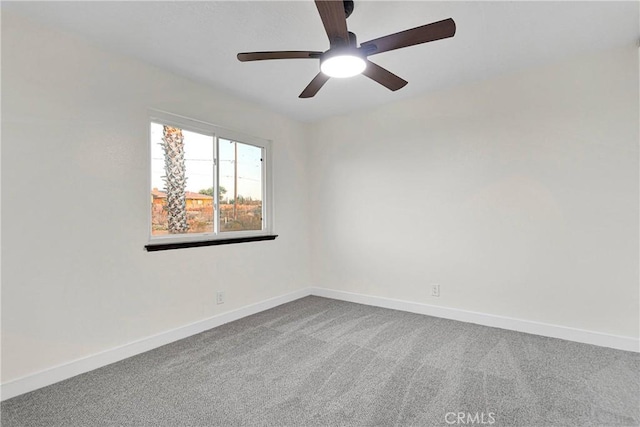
4 1 639 122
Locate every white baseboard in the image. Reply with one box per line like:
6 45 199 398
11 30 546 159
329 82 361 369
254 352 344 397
0 288 310 401
309 287 640 353
3 286 637 401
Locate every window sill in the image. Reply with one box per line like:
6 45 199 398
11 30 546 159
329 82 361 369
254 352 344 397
145 235 278 252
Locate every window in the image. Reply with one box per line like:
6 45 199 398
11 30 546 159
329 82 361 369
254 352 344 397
147 111 273 249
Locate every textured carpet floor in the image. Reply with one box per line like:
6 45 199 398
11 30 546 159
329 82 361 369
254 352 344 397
1 296 638 426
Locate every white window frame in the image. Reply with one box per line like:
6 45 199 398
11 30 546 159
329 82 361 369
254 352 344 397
147 109 274 246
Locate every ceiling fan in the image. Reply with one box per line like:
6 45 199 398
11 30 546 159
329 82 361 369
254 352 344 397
237 0 456 98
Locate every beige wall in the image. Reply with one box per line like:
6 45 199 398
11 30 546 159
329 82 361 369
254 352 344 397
308 46 639 339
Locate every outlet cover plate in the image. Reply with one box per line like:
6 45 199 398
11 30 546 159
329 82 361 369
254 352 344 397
431 284 440 297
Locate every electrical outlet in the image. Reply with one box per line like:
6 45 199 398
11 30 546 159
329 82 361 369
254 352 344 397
216 291 225 305
431 284 440 297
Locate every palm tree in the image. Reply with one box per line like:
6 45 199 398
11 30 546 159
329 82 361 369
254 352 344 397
161 126 188 234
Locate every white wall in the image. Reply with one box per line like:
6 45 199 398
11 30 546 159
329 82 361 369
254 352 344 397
308 46 639 339
1 12 311 382
2 8 639 391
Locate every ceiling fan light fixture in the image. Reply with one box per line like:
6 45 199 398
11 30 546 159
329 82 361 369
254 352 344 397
320 52 366 78
238 0 457 98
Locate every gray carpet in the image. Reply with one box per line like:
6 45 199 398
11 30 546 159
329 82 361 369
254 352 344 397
1 296 639 426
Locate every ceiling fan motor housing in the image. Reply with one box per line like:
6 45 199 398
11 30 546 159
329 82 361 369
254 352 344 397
322 31 363 64
320 33 366 78
329 30 358 50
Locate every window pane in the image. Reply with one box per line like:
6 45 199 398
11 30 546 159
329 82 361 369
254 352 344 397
219 139 263 232
151 123 214 236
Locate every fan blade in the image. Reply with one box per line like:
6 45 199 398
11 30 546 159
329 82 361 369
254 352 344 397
238 51 322 62
299 73 330 98
360 18 456 56
315 0 349 46
362 60 407 91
